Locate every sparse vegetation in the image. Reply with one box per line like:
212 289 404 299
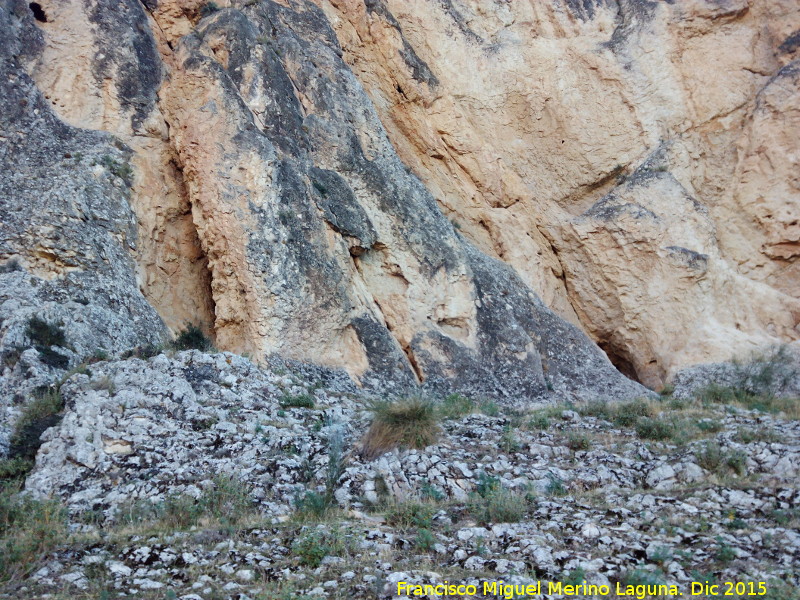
99 155 133 186
292 527 349 568
566 432 591 451
545 472 567 497
696 441 747 476
0 259 22 274
0 481 67 583
294 427 346 520
385 501 435 530
8 388 64 463
468 485 531 524
361 398 439 459
199 2 220 18
280 392 315 409
26 316 67 349
114 474 254 531
635 417 675 440
734 427 780 444
169 324 214 352
437 393 475 420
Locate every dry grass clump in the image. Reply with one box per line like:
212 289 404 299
361 398 439 459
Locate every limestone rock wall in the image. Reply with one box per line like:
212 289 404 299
4 0 797 397
1 0 645 402
320 0 800 387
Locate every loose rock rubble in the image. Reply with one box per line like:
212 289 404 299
3 351 796 599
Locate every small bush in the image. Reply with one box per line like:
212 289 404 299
361 398 439 459
385 501 435 530
8 389 64 461
122 344 163 360
714 537 736 563
696 441 746 476
420 482 444 502
734 427 780 444
294 427 346 520
292 528 347 568
578 401 610 419
100 155 133 185
613 399 655 427
0 458 33 481
280 393 315 409
438 393 475 420
528 414 550 430
36 346 69 369
480 399 500 417
635 417 674 441
170 324 213 351
26 317 67 348
475 472 500 498
545 472 567 497
415 528 437 551
468 487 530 524
566 433 591 451
695 419 722 433
499 426 521 453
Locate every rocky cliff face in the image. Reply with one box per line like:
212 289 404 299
1 0 798 402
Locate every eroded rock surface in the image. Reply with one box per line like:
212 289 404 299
322 0 800 387
1 0 646 403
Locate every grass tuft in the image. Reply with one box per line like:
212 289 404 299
361 398 439 459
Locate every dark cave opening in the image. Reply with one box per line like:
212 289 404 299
29 2 48 22
598 340 640 383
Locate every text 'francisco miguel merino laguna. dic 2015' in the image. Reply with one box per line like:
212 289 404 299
396 579 770 599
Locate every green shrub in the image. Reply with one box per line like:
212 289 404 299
528 414 550 430
735 427 780 444
714 537 736 563
294 428 346 520
438 393 475 420
696 442 746 476
613 399 655 427
25 317 72 368
578 401 610 419
292 528 347 568
468 487 530 524
8 389 64 462
170 324 213 351
635 417 675 441
415 528 437 551
0 458 33 481
26 317 67 348
545 472 567 497
499 426 521 453
280 393 315 409
480 399 500 417
385 501 435 529
695 419 722 433
361 398 439 459
566 433 591 451
36 347 69 369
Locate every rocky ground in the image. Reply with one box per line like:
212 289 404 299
0 350 798 599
